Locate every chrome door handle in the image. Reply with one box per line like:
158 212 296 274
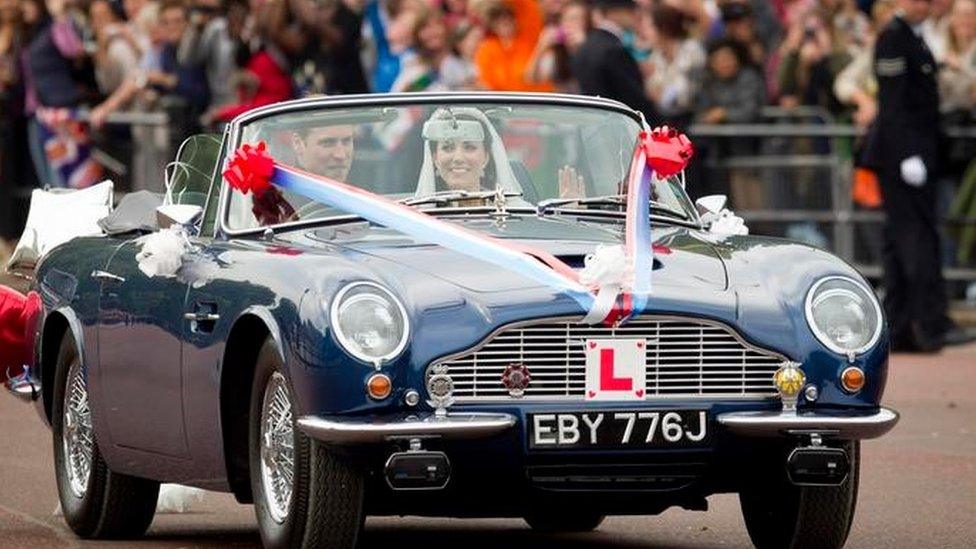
91 270 126 283
184 312 220 322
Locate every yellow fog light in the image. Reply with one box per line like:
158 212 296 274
366 373 392 400
841 367 865 393
773 362 806 412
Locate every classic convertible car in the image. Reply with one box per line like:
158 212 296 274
12 93 898 549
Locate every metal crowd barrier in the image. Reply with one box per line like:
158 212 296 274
689 110 976 288
7 110 171 200
84 110 173 194
46 107 976 291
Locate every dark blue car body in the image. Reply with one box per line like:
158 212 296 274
25 94 894 518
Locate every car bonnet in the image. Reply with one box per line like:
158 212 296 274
307 215 728 294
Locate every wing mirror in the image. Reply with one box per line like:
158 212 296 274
695 195 727 217
156 204 203 232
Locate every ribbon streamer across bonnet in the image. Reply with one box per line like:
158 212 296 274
223 127 693 326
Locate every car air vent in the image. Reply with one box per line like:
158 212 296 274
551 255 663 270
429 315 786 402
554 255 587 269
527 463 704 492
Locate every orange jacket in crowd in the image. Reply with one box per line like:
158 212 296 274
474 0 554 92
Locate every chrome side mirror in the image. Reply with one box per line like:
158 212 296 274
695 195 727 216
156 204 203 232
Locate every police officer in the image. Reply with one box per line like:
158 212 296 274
864 0 971 351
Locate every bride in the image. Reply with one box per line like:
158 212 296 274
416 107 524 201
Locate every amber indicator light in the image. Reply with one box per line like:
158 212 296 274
367 374 392 400
841 367 865 393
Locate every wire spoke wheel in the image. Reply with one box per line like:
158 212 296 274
260 372 295 524
62 359 94 499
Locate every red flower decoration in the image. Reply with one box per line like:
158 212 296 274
223 141 275 195
641 126 694 178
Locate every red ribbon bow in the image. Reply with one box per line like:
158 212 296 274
641 126 694 178
223 141 275 196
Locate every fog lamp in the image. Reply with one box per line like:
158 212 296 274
367 373 392 400
773 362 806 412
840 367 865 393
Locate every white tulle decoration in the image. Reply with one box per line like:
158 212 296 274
580 245 632 324
136 227 192 278
703 209 749 236
156 484 206 514
55 483 206 516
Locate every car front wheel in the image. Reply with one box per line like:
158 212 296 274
52 332 160 539
249 338 364 549
739 441 860 549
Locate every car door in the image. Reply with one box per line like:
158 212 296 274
173 133 233 476
93 134 226 459
97 237 190 457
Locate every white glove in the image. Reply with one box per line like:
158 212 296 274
900 156 927 187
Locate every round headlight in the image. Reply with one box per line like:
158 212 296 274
804 276 883 355
330 282 409 364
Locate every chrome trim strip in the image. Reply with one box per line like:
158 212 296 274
233 92 642 127
717 407 899 440
429 314 790 403
297 412 516 445
91 270 126 283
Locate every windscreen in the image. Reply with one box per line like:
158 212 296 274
226 102 695 230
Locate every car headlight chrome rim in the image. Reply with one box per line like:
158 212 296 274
804 276 883 356
330 281 409 365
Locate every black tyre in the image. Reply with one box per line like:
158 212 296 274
52 332 160 539
524 510 606 533
249 337 364 549
739 441 860 549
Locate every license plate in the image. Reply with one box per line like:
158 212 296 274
528 410 708 449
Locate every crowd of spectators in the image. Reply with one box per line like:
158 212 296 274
2 0 976 255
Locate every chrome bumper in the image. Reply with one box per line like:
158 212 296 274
717 407 899 440
297 412 517 445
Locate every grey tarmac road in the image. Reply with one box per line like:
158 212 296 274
1 344 974 549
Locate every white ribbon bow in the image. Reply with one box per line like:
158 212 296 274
579 245 633 324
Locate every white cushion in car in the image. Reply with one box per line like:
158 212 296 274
6 181 113 270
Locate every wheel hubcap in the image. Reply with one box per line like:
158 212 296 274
260 372 295 524
62 359 93 498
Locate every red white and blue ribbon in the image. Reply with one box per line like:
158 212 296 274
581 127 693 325
223 129 693 326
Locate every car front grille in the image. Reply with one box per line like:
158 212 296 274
430 315 787 402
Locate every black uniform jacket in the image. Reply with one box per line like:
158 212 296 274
862 16 940 172
572 29 661 125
